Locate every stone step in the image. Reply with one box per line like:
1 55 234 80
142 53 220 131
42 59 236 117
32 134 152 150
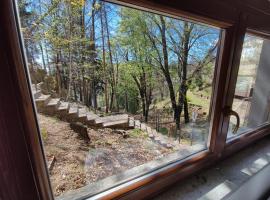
35 94 51 113
128 117 135 127
140 123 147 131
77 108 87 123
95 114 128 124
33 90 42 99
35 94 51 102
146 126 152 133
46 98 60 107
65 105 79 122
87 112 99 120
68 106 77 114
103 119 129 128
57 102 69 111
35 94 51 107
134 120 141 128
31 84 41 92
77 108 87 118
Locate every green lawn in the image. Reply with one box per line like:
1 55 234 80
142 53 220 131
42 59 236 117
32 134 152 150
152 91 210 111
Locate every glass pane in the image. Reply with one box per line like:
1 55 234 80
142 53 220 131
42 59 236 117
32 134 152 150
16 0 220 198
227 34 270 139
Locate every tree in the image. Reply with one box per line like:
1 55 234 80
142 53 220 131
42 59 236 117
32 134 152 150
119 8 155 121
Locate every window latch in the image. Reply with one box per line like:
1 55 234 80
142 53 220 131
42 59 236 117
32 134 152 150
224 106 240 134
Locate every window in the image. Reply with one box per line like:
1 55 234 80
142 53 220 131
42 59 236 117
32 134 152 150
16 0 221 198
227 34 270 139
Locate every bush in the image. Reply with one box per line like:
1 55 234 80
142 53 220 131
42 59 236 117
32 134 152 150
40 127 48 140
159 127 168 135
130 128 147 138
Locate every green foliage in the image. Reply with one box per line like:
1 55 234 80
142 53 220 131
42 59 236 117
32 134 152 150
129 128 148 138
159 127 168 135
30 68 47 84
19 0 219 124
40 127 48 140
41 75 56 94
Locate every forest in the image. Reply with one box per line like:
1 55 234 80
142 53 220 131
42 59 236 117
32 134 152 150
18 0 220 131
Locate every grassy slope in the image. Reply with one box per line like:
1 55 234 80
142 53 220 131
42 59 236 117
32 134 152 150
152 91 210 110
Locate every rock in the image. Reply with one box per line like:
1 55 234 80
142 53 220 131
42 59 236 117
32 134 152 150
166 143 173 148
114 129 126 134
114 129 129 138
47 155 56 172
70 122 90 141
123 133 129 139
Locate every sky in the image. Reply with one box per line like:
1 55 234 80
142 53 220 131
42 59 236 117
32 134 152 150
18 0 220 67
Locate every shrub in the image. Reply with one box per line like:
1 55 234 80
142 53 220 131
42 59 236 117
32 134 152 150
130 128 147 138
40 127 48 140
159 127 168 135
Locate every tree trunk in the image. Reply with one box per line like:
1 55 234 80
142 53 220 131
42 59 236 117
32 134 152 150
103 3 117 111
55 52 62 96
100 6 109 112
66 2 73 101
44 44 51 75
125 90 129 112
178 22 191 124
87 0 97 108
39 43 46 72
73 82 77 101
159 16 177 121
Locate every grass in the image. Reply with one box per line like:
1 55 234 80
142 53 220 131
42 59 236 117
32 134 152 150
40 127 48 140
129 128 148 138
180 137 192 145
187 91 210 108
152 91 210 110
152 98 171 109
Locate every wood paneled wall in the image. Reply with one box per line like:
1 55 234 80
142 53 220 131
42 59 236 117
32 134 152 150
0 0 270 199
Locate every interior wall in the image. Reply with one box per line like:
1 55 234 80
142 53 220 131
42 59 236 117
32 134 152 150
1 0 270 199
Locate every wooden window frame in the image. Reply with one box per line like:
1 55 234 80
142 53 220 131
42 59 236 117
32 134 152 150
1 0 270 199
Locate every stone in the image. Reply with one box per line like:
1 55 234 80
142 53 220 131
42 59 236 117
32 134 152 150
166 143 173 148
70 122 90 141
114 129 129 138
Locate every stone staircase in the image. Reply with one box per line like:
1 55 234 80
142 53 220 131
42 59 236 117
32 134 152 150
131 119 174 149
31 84 182 149
33 89 134 129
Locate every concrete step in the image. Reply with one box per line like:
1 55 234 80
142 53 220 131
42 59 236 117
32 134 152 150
68 106 77 114
103 119 129 128
87 112 99 120
35 94 51 103
65 105 78 122
32 87 136 130
146 126 152 134
140 123 147 131
57 102 69 111
78 108 87 118
128 117 135 127
46 98 60 107
95 114 128 125
35 94 52 113
134 120 141 128
77 108 87 123
86 112 100 125
33 90 42 99
35 94 51 108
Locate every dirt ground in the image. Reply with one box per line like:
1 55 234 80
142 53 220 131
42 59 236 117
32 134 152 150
38 114 173 196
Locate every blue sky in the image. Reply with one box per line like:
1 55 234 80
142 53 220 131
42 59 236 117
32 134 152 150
19 0 220 67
